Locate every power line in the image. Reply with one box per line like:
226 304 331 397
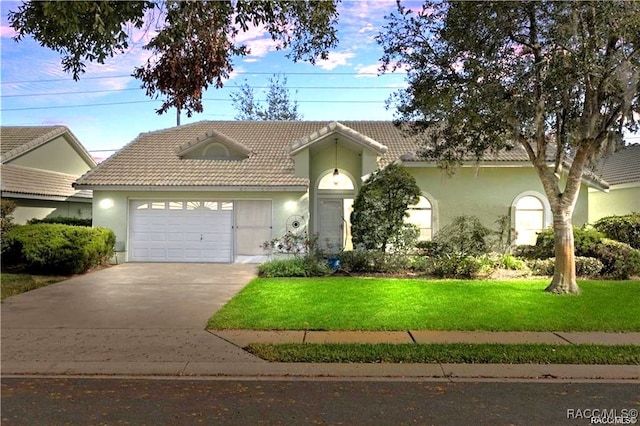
1 71 399 85
2 98 388 112
1 85 399 98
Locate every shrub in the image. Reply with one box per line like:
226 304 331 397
593 239 640 279
427 253 493 278
262 231 316 257
258 257 330 277
500 254 528 271
528 226 605 259
593 213 640 249
1 199 17 254
528 256 608 278
415 240 449 257
27 216 92 227
528 258 555 276
337 250 413 273
2 224 115 275
434 215 492 256
351 163 421 252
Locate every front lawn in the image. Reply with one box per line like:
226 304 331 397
207 277 640 331
1 273 68 300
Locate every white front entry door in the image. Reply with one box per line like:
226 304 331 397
318 198 344 252
129 200 233 262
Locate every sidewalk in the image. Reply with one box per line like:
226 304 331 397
3 330 638 381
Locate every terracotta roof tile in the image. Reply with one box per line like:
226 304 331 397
596 144 640 185
1 164 92 199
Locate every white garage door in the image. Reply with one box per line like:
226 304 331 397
129 200 233 262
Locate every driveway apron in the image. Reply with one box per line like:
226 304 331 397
1 263 262 369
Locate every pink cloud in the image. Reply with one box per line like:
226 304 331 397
0 24 16 38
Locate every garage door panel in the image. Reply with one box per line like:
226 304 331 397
129 201 233 263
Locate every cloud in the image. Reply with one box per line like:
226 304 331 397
356 63 382 77
358 23 376 34
0 24 16 38
316 51 355 70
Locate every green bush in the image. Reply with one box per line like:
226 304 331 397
27 216 92 227
528 256 607 278
1 199 17 254
433 215 492 256
2 224 115 275
415 240 449 257
530 226 605 259
500 254 528 270
593 213 640 249
593 239 640 279
337 250 413 273
527 258 555 276
427 253 493 278
258 257 330 277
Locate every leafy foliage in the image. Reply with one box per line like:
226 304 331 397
433 215 492 256
3 224 115 275
1 199 17 252
231 74 302 121
351 163 421 252
258 257 330 278
28 216 92 227
9 1 339 116
593 213 640 249
377 0 640 293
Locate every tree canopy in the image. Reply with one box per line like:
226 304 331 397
9 0 339 116
231 74 303 121
377 1 640 293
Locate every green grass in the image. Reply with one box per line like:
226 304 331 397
246 343 640 365
1 273 68 300
207 277 640 331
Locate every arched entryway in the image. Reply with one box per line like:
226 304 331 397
315 169 356 253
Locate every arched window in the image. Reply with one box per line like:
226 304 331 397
317 171 354 190
406 196 433 241
514 195 545 245
203 143 230 159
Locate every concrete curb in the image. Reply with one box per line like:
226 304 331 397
2 362 639 381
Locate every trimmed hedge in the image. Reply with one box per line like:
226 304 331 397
593 213 640 249
28 216 92 227
528 256 605 277
258 257 330 278
3 224 115 275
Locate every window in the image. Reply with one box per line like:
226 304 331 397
406 196 432 241
318 171 354 190
203 143 230 159
514 195 545 245
151 202 166 210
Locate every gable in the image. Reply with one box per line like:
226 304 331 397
175 129 253 160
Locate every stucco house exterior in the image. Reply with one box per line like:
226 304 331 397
74 121 606 263
589 144 640 222
1 126 96 224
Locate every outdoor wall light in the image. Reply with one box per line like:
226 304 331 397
99 198 114 209
332 138 340 185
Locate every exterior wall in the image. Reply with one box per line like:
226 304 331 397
8 198 92 224
406 166 590 235
589 185 640 222
92 190 309 261
8 135 92 175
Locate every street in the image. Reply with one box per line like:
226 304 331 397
2 377 638 425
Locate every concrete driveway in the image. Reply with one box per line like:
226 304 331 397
1 263 263 373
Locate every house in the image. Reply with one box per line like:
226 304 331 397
74 121 606 263
589 144 640 222
1 126 96 224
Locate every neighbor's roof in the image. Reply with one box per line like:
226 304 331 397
0 125 96 166
74 121 604 189
1 163 92 200
595 144 640 186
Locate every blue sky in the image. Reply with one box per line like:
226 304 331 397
1 1 411 160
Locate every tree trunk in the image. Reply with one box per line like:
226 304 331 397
545 214 580 294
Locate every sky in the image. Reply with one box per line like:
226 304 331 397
0 1 411 160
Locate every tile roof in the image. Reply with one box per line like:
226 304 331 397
74 121 603 189
1 125 96 166
595 144 640 186
1 164 92 200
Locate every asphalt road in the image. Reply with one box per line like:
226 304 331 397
2 378 639 425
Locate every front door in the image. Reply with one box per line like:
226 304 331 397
318 199 344 253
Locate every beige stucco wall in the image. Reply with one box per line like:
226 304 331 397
589 185 640 222
406 165 590 235
92 190 309 260
9 198 92 224
8 135 92 175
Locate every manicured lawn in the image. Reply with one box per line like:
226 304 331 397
247 343 640 365
207 277 640 331
1 273 68 300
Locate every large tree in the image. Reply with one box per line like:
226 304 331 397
8 0 338 117
231 74 303 121
378 1 640 294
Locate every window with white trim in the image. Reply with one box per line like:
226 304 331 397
406 196 432 241
514 195 545 245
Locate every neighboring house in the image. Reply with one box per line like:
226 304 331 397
1 126 96 224
589 144 640 222
74 121 606 263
